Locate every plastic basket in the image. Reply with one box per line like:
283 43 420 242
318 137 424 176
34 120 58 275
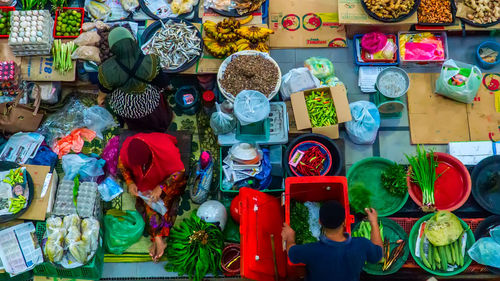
0 6 14 38
219 145 285 194
53 7 84 39
398 31 449 67
285 176 355 271
34 222 104 280
353 34 399 66
476 41 500 69
0 271 33 281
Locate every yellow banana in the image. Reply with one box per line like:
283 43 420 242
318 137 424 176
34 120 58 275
238 15 253 25
235 26 273 41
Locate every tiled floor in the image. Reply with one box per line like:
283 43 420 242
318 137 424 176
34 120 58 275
102 35 500 278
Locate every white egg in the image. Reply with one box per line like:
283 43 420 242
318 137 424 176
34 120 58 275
37 25 43 31
19 32 24 37
37 21 43 27
20 16 25 21
23 37 29 43
12 11 19 16
33 11 38 16
36 37 42 42
30 37 36 42
37 31 42 37
30 31 36 37
20 22 26 28
10 32 17 38
12 21 18 27
25 26 30 32
13 16 19 21
26 11 32 15
11 27 18 32
25 16 31 21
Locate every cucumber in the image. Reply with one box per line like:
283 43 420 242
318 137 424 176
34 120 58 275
420 235 432 269
428 245 436 271
434 244 441 264
445 244 453 265
438 246 448 271
450 242 457 265
457 236 464 267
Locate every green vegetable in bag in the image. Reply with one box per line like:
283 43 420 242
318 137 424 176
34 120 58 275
104 210 145 255
304 57 335 80
435 59 482 104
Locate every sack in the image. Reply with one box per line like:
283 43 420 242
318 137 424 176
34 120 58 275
0 85 44 134
210 103 236 135
280 68 321 100
233 90 270 125
345 101 380 145
72 46 101 63
104 210 145 255
435 59 482 104
74 31 101 47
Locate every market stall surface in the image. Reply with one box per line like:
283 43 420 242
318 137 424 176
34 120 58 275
99 34 500 279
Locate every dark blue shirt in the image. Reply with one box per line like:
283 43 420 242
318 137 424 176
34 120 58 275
289 234 382 281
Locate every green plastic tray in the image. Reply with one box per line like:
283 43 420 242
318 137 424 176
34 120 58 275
0 270 33 281
409 213 475 276
353 218 409 275
347 157 409 217
34 222 104 280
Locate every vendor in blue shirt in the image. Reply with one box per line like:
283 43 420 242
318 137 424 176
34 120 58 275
281 201 383 281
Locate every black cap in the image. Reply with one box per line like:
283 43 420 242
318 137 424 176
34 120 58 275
319 200 345 229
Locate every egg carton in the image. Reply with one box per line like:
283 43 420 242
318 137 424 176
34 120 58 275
8 10 54 56
52 180 100 218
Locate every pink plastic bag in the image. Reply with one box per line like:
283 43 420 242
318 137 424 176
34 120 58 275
404 41 444 61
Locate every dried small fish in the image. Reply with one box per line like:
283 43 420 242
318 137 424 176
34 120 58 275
142 20 202 71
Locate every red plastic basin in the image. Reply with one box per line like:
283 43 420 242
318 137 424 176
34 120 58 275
407 152 471 211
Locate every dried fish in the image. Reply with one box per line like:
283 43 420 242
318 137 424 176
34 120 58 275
142 20 202 71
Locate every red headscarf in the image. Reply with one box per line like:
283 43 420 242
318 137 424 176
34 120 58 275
120 133 184 192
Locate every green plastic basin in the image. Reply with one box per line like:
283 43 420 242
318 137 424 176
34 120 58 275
347 157 409 217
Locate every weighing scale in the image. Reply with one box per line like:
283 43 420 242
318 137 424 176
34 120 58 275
374 67 409 119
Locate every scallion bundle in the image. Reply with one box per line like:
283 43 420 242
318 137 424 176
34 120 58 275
52 40 76 73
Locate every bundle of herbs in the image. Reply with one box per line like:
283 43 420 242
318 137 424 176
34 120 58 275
405 145 445 212
290 201 318 245
381 163 408 197
348 182 372 214
166 213 224 281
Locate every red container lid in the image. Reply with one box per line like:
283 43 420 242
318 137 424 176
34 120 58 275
202 90 215 106
407 152 471 211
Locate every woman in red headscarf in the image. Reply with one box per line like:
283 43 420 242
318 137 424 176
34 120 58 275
118 132 186 262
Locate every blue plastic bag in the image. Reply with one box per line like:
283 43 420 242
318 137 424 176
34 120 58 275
62 154 105 181
468 226 500 268
98 177 123 202
345 101 381 145
255 149 272 189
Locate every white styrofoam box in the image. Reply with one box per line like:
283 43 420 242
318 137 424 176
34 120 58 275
448 141 500 165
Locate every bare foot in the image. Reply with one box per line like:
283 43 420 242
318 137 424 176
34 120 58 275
154 236 167 262
149 242 157 261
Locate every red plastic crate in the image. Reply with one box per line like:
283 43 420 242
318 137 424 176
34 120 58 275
53 7 84 39
0 6 14 38
285 176 355 272
360 34 398 63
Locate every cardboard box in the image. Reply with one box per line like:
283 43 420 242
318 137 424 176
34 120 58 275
21 56 76 81
290 85 352 139
269 0 347 48
19 165 58 221
338 0 418 25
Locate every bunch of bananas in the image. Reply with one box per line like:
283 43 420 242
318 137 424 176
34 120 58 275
203 15 272 58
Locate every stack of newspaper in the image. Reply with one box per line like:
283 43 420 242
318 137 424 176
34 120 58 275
0 223 43 276
358 66 388 93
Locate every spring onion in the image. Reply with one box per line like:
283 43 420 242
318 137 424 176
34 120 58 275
21 0 37 10
405 145 446 212
52 39 76 73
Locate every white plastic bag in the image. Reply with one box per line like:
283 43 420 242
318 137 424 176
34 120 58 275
138 192 167 215
210 103 236 135
280 68 320 100
233 90 270 125
84 106 118 139
345 101 381 145
435 59 482 104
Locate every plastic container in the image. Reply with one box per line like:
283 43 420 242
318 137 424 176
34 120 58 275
347 157 409 217
221 243 240 276
408 213 475 276
354 35 400 66
476 41 500 69
0 6 14 38
285 176 355 270
0 271 33 281
353 217 409 275
359 34 399 63
174 85 200 115
288 140 333 177
219 145 285 194
52 180 99 218
34 222 104 280
471 155 500 215
269 145 283 177
235 119 270 142
53 7 85 39
285 133 343 177
407 152 471 211
398 31 449 67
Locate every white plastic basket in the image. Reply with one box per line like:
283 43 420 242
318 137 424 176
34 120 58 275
217 50 282 102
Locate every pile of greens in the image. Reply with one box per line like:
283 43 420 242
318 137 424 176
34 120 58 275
381 163 408 197
348 182 372 214
166 213 224 281
290 201 318 245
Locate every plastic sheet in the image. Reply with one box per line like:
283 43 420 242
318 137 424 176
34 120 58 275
233 90 270 125
435 59 482 104
280 68 321 100
98 177 123 202
62 154 105 181
345 101 381 145
304 57 335 80
83 106 118 139
104 210 145 255
468 237 500 268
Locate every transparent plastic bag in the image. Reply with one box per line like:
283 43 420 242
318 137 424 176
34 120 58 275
74 31 101 47
345 101 381 145
435 59 482 104
210 103 236 135
86 0 112 21
304 57 335 80
84 106 118 139
233 90 270 125
62 154 105 181
255 148 272 189
104 210 145 255
468 237 500 268
280 67 321 100
97 177 123 202
120 0 139 12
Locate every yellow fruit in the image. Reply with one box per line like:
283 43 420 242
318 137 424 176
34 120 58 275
238 15 253 25
235 26 273 41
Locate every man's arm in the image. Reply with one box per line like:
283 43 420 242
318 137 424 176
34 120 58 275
281 223 296 253
365 208 383 248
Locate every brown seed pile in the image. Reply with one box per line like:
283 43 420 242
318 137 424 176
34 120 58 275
418 0 453 23
221 55 279 97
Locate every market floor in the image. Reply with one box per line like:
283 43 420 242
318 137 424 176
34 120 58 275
100 35 500 280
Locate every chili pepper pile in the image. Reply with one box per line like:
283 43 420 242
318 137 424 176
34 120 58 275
9 195 26 213
305 91 337 127
296 146 327 176
3 168 24 185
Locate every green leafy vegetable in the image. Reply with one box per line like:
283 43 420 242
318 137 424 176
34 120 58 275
165 212 224 281
381 163 408 197
352 220 384 241
424 211 464 247
348 182 372 214
290 201 317 245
